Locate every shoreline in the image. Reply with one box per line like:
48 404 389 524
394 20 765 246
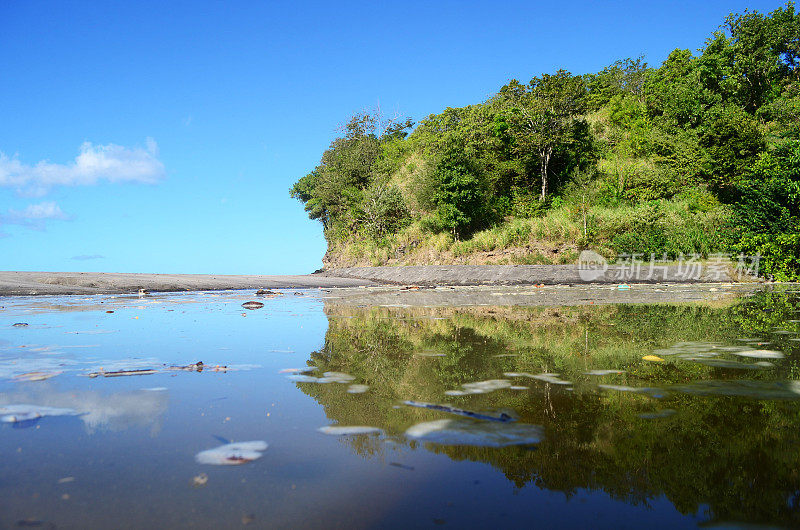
0 265 766 296
0 271 373 296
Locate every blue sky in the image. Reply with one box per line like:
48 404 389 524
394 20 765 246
0 0 785 274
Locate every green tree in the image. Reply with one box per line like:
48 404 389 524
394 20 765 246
425 147 490 238
290 109 413 238
500 70 588 201
585 56 650 111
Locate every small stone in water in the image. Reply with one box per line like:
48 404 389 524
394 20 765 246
12 323 28 327
242 301 264 310
191 473 209 488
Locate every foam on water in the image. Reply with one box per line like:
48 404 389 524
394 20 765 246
405 419 544 447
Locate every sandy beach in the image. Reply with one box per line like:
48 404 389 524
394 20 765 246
0 266 765 299
0 270 373 295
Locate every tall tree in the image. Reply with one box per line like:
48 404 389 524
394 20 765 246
290 109 412 233
500 70 587 200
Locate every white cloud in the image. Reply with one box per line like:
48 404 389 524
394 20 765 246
9 201 67 221
0 138 165 196
0 201 69 231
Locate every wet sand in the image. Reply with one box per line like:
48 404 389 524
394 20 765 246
323 282 767 307
0 267 772 301
0 271 373 295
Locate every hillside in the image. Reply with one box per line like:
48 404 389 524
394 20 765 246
291 3 800 280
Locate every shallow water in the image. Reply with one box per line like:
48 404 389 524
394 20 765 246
1 286 800 528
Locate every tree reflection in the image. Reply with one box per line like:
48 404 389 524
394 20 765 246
296 289 800 525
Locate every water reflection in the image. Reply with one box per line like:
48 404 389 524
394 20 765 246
0 386 168 432
294 289 800 526
1 287 799 527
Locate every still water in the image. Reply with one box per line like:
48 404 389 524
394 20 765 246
1 287 800 528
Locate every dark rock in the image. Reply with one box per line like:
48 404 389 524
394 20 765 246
242 301 264 310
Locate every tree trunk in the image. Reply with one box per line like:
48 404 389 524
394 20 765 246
539 146 552 201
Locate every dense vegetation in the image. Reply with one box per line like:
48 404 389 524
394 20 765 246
292 3 800 279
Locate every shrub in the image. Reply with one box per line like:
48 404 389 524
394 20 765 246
734 232 800 281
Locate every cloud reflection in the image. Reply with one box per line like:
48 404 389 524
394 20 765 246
0 386 168 433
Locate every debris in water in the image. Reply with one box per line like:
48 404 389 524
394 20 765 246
191 473 209 488
504 372 571 385
242 301 264 310
389 462 415 470
322 372 355 383
585 369 625 376
445 379 512 395
317 425 382 435
13 371 62 382
403 400 516 422
347 384 369 394
598 384 663 398
285 371 355 384
195 441 268 465
287 374 323 383
88 368 158 378
680 357 766 370
598 384 640 392
642 355 665 362
168 361 205 372
731 349 784 359
15 518 53 528
279 368 316 374
405 419 543 447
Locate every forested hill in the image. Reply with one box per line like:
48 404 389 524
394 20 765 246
291 3 800 280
